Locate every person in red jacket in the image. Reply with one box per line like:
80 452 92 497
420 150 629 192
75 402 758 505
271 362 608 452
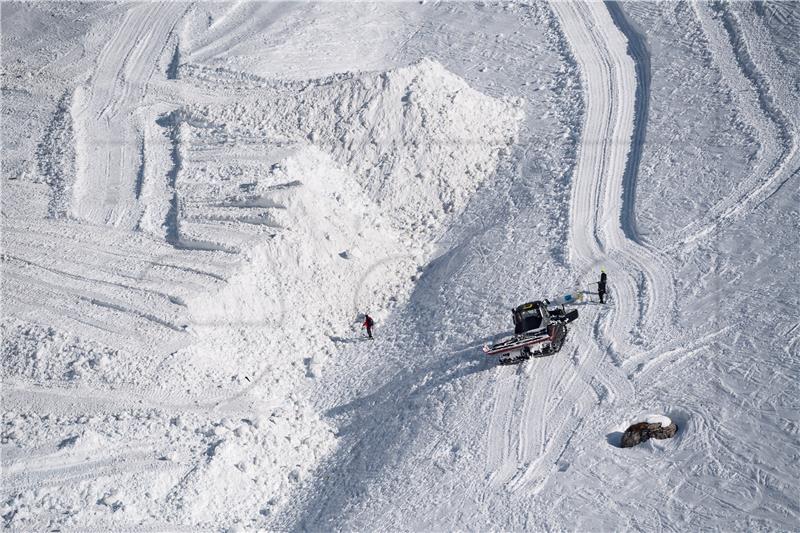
362 314 374 339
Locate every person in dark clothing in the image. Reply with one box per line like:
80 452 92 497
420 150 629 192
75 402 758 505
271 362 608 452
362 314 374 339
598 270 607 304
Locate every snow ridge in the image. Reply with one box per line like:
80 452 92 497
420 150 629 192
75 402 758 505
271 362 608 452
604 0 651 244
36 90 76 219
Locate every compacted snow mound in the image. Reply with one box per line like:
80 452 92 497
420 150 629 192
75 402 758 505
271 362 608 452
644 414 672 428
143 58 523 400
170 58 523 241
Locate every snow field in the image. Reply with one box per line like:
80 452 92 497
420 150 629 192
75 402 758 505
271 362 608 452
1 3 523 528
2 1 799 531
2 402 335 527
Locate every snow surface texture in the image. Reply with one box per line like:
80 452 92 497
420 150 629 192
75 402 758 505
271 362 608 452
644 414 672 428
2 1 799 531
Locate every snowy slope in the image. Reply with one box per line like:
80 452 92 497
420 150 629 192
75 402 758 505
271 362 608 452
2 1 799 531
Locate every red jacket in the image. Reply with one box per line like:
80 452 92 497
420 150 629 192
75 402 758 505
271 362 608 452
363 316 374 328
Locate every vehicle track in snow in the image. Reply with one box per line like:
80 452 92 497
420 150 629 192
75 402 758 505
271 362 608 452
0 218 235 389
604 0 650 244
472 0 644 497
672 2 798 249
71 3 187 229
487 0 681 496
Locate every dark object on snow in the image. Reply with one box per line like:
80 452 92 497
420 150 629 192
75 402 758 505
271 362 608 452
483 300 579 364
598 271 607 304
362 314 374 340
621 421 677 448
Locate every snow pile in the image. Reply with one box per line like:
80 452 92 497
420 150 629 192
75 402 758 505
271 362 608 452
1 52 521 529
34 91 76 219
2 318 121 385
644 414 672 428
137 58 523 403
156 59 519 526
1 406 335 530
169 58 523 241
167 408 336 525
139 55 523 401
0 6 522 530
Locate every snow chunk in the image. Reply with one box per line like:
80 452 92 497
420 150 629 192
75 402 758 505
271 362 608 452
644 414 672 428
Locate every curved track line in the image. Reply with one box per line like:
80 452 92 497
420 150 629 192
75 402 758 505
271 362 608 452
71 3 187 229
672 3 798 249
604 0 650 244
492 0 681 496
